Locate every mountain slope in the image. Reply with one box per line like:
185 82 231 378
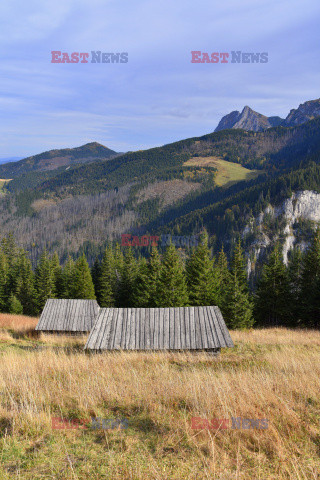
155 161 320 259
2 115 320 261
0 142 118 179
28 116 320 198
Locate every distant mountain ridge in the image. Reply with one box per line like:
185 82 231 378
0 142 118 178
0 156 23 165
215 98 320 132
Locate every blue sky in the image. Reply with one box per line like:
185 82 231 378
0 0 320 159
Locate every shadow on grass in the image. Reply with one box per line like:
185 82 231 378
10 329 40 340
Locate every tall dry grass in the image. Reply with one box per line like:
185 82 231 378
0 326 319 479
0 313 38 332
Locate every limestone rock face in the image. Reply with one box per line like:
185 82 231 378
243 190 320 271
284 99 320 127
215 106 281 132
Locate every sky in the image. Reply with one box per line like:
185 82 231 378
0 0 320 159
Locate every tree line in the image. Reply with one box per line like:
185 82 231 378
0 230 319 329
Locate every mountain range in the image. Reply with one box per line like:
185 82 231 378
215 98 320 132
1 97 320 273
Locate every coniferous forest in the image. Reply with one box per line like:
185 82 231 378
1 229 319 330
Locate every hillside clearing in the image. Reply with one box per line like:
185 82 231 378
0 179 12 193
184 156 263 187
0 314 319 479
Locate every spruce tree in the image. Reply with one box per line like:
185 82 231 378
117 247 138 307
157 244 188 307
186 231 216 306
51 252 63 297
0 250 8 312
35 250 56 312
145 247 162 307
91 258 101 299
299 228 320 327
224 273 254 329
61 256 76 298
132 257 149 307
214 247 231 313
224 239 253 329
4 248 21 300
133 247 162 307
99 245 115 307
287 247 304 326
71 254 96 299
16 253 36 315
254 244 290 326
8 294 23 315
230 238 248 287
113 243 124 301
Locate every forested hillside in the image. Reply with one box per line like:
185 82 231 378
1 117 320 262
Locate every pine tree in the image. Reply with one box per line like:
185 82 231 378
71 254 96 299
157 244 188 307
99 245 115 307
186 231 216 306
299 228 320 327
254 244 290 326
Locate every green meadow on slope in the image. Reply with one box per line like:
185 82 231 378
0 179 11 194
184 156 263 186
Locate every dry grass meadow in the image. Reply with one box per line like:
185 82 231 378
0 313 319 479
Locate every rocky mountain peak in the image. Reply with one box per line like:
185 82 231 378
284 98 320 127
215 105 276 132
215 98 320 133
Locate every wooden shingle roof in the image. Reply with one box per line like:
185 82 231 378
35 299 100 332
85 306 234 351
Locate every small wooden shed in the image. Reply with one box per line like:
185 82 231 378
85 306 233 353
35 299 100 334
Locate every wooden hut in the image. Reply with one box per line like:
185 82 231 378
35 299 100 334
85 306 233 353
